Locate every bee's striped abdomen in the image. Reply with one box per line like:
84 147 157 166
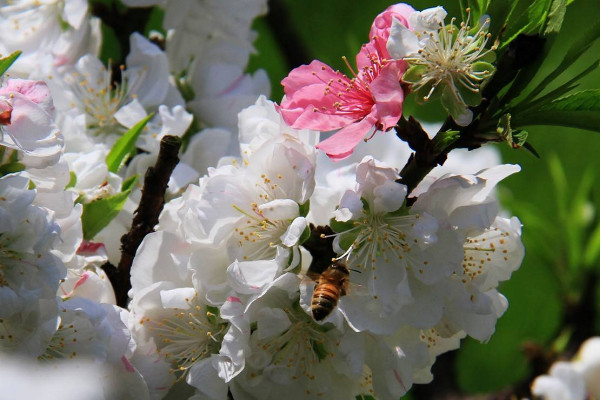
310 262 349 321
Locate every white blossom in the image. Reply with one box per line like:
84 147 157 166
0 0 100 78
0 174 65 355
0 79 63 167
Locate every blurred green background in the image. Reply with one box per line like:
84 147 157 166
248 0 600 397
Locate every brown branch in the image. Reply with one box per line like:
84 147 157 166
112 135 182 307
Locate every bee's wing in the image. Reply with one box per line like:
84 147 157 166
299 273 317 315
346 280 371 297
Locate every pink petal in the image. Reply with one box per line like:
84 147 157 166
3 93 56 154
370 60 405 130
280 83 357 131
121 356 136 373
0 79 54 115
281 60 339 93
280 60 365 130
356 41 379 71
78 241 107 255
369 4 415 59
370 3 415 35
72 272 91 291
316 112 378 161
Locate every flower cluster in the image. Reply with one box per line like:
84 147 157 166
0 1 524 400
278 4 495 160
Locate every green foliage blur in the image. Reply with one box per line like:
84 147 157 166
249 0 600 397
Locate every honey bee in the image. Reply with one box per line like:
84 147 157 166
310 261 350 321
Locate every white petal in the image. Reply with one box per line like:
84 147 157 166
114 99 147 128
125 33 170 108
532 362 586 400
387 20 421 59
160 287 196 309
168 162 200 193
373 179 407 213
258 199 299 220
227 259 282 294
256 307 291 339
280 217 307 247
187 357 229 399
335 190 364 221
130 231 191 293
158 104 193 137
474 164 521 202
409 7 448 31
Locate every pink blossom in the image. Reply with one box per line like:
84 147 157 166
0 79 62 166
369 3 415 58
278 5 413 161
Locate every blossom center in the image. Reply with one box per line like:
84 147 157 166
311 52 388 118
348 213 428 279
64 63 144 136
255 304 337 381
230 172 297 260
405 14 494 101
140 293 226 375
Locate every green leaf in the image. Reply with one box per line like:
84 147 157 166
501 0 553 48
105 113 154 173
528 21 600 97
458 0 491 24
0 51 21 77
144 7 166 37
121 174 139 192
299 200 310 218
65 171 77 189
496 114 530 150
585 222 600 268
522 141 540 158
298 225 311 246
486 0 518 41
513 90 600 131
539 89 600 112
516 59 599 115
0 162 25 176
543 0 568 35
511 130 529 148
81 189 133 240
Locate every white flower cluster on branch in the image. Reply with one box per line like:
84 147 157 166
0 1 527 399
